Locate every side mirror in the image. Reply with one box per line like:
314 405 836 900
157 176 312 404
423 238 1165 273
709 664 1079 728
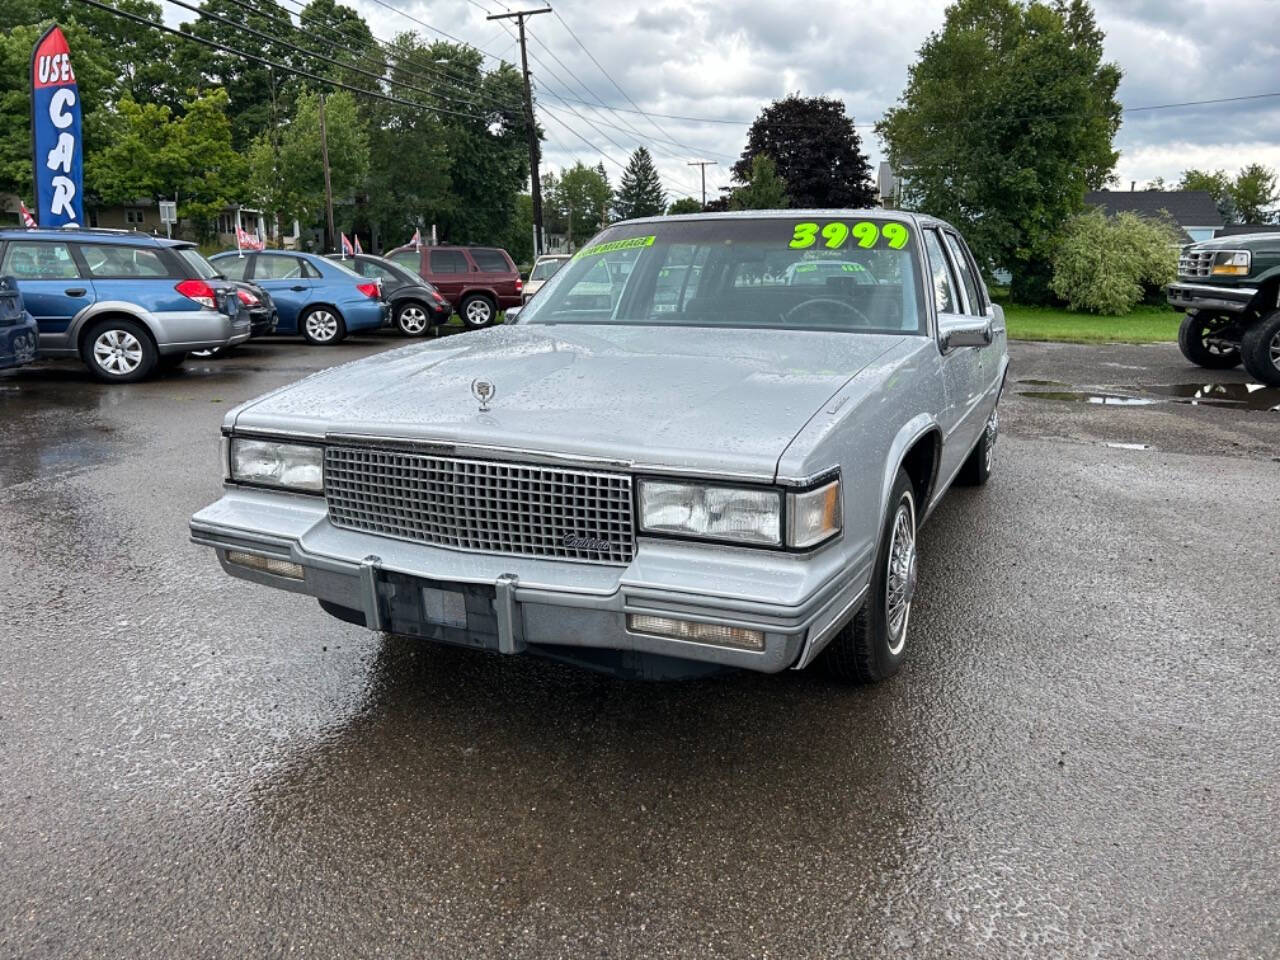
939 315 992 351
504 305 522 323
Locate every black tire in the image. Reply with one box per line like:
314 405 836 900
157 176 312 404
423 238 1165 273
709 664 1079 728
156 351 188 372
300 306 347 345
82 317 158 383
1240 310 1280 387
459 294 495 330
956 407 998 487
820 469 918 684
394 301 432 337
1178 313 1241 369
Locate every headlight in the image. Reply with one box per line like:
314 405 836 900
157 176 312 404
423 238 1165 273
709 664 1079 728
1211 250 1250 276
229 437 324 493
787 479 842 548
638 479 782 546
636 477 843 548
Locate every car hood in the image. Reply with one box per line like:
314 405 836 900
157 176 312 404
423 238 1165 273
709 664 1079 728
231 323 904 478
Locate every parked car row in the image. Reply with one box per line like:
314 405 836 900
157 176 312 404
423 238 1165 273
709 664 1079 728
0 228 538 383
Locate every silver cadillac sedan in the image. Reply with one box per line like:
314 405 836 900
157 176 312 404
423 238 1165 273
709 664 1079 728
190 212 1007 682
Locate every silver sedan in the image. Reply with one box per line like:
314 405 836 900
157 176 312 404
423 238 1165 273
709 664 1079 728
191 211 1007 682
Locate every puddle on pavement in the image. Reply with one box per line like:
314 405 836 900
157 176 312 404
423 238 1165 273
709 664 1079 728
1148 382 1280 412
1021 390 1158 406
1021 382 1280 412
1103 442 1153 450
1017 378 1070 387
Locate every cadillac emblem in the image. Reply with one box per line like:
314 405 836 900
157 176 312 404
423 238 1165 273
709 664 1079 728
471 377 497 411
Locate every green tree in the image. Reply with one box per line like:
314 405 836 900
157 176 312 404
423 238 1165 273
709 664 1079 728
1178 168 1235 222
1230 163 1279 224
1050 209 1179 315
614 147 666 220
728 154 789 210
503 193 534 267
733 95 873 208
247 89 368 248
667 197 702 215
546 161 612 245
175 0 299 151
877 0 1122 303
88 89 247 239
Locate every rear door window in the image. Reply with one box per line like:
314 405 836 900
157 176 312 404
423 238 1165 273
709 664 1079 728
253 255 307 280
922 229 958 314
1 241 80 279
215 256 248 280
943 232 983 315
78 244 170 278
430 249 470 274
390 251 421 272
469 248 510 273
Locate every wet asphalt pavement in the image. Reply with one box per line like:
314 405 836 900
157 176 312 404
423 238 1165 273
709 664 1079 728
1 336 1277 959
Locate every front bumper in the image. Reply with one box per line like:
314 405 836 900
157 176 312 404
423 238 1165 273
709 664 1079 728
0 317 39 369
1166 282 1257 314
189 487 869 675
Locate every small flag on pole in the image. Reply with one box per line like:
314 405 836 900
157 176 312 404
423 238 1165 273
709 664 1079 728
353 234 363 255
19 201 37 228
340 232 354 257
410 227 422 249
236 225 263 252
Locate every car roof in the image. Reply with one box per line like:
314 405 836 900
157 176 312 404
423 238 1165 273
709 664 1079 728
616 208 952 231
0 227 193 248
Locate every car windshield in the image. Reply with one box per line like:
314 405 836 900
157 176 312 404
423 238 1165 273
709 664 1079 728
175 246 219 280
529 258 567 281
519 217 926 334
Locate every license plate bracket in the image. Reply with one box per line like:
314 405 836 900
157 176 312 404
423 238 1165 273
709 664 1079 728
378 571 500 650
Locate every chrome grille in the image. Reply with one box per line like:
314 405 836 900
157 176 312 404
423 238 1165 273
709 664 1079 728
1179 249 1213 279
324 446 635 564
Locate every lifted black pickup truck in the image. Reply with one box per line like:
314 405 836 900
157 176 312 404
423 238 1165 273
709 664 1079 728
1168 233 1280 386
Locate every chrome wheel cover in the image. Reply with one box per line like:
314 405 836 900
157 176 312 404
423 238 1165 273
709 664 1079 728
885 492 917 656
984 408 999 472
305 310 339 342
93 329 144 375
465 299 491 325
399 305 428 334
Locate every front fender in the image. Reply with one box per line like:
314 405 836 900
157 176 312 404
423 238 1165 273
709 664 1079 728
881 413 942 525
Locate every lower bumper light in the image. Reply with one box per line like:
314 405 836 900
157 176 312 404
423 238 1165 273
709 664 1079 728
626 614 765 652
225 550 305 580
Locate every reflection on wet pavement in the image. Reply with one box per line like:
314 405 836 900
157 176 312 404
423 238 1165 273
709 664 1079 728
1021 382 1280 412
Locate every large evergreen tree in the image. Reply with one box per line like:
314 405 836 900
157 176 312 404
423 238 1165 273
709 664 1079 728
614 147 666 221
876 0 1121 302
732 95 874 209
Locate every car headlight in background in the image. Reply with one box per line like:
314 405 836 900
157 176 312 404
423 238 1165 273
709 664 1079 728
1211 250 1250 276
229 437 324 493
787 479 842 548
637 476 842 549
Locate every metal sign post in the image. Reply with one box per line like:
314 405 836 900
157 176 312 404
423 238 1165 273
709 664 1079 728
159 200 176 239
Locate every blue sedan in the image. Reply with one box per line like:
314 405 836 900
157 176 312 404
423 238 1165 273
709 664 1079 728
210 250 388 345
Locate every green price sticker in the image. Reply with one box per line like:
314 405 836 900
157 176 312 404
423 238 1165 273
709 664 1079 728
574 235 656 259
788 221 911 251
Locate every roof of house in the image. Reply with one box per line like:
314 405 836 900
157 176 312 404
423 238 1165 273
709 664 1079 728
1084 190 1224 228
1214 224 1280 238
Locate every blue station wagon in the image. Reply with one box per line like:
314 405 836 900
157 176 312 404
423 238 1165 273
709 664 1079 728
0 229 250 382
210 250 388 344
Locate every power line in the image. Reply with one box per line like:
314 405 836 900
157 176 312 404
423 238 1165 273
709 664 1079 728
75 0 490 119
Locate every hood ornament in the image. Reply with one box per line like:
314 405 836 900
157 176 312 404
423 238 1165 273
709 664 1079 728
471 377 497 412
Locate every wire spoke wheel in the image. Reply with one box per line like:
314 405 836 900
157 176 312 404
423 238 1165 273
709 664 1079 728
884 495 917 656
93 329 144 375
983 408 999 472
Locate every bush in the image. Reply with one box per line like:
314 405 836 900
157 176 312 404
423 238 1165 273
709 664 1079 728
1050 209 1180 315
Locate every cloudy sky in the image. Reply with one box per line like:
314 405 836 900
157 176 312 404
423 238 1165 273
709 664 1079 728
204 0 1280 201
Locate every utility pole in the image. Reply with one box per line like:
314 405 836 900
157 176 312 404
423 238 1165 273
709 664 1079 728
487 7 551 257
687 160 718 208
319 93 336 253
567 199 573 249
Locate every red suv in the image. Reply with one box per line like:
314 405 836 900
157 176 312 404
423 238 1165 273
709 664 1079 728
385 244 522 329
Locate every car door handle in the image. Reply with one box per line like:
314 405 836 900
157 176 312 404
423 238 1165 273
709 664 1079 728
290 285 306 291
64 287 87 297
